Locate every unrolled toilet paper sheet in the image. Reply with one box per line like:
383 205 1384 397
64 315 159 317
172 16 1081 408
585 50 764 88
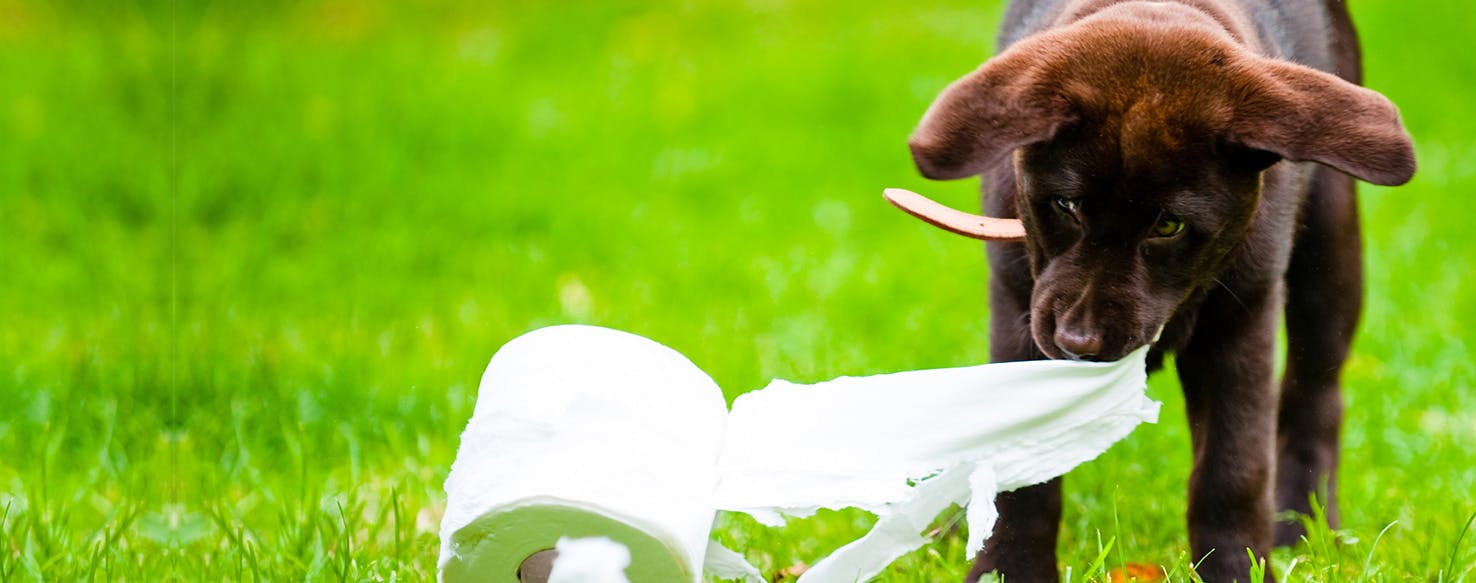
713 342 1156 582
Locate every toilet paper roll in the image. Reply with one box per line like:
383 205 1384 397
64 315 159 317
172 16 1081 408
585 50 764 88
440 325 1157 583
439 325 727 582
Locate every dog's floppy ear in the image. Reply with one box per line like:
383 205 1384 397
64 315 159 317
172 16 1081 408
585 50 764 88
1231 58 1416 186
908 39 1075 180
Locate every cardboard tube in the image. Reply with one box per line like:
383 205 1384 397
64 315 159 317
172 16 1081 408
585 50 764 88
519 550 557 583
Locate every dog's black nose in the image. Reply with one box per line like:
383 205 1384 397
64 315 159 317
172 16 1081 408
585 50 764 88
1054 328 1103 361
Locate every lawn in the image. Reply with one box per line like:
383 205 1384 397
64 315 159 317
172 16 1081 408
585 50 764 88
1 0 1473 580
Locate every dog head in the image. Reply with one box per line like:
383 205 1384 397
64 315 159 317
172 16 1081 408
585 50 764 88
908 14 1414 361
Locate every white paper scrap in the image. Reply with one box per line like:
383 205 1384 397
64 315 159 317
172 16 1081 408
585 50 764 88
548 537 632 583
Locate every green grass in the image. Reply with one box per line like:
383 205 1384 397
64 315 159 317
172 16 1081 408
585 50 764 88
1 0 1473 580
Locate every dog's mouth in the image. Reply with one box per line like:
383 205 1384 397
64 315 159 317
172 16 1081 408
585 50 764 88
1030 312 1156 362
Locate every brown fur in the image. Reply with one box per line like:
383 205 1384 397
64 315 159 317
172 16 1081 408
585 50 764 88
906 1 1414 581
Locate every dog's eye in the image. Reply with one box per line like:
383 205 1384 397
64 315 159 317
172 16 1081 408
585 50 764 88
1054 197 1080 213
1151 214 1185 237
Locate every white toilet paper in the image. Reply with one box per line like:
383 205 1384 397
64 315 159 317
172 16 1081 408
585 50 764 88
716 344 1156 581
440 325 1158 582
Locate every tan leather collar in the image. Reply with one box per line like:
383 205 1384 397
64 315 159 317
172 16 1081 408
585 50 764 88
883 188 1026 242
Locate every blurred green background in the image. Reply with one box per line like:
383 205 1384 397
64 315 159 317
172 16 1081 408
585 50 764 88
1 0 1473 580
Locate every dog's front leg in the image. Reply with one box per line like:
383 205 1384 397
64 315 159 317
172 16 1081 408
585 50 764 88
967 477 1062 582
1176 287 1280 582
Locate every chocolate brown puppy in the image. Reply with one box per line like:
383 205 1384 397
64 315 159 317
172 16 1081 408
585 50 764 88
906 1 1414 580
